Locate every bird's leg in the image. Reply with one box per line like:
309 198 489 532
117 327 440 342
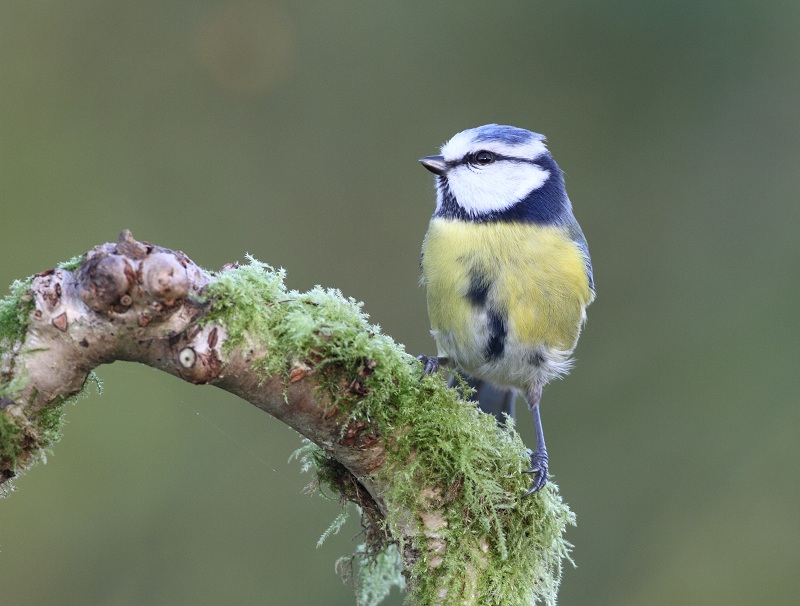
523 385 549 496
416 354 450 378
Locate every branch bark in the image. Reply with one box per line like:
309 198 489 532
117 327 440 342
0 231 574 606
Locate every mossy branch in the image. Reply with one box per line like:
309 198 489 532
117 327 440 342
0 230 574 606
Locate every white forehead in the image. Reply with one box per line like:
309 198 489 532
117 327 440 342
440 124 549 162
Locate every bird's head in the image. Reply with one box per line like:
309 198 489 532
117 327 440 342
420 124 570 224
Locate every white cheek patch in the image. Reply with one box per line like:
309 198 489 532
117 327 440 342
447 161 550 215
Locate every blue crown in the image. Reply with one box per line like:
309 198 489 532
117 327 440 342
471 124 545 146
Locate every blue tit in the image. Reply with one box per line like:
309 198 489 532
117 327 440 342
418 124 595 495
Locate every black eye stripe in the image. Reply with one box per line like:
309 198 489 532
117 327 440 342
448 153 541 169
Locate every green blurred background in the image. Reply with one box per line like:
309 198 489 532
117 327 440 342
2 1 799 604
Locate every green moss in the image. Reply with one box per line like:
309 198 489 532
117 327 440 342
57 254 86 271
0 276 34 353
39 371 101 449
350 542 406 606
32 401 65 447
0 276 35 490
0 410 25 466
1 367 102 494
201 257 380 384
208 258 574 605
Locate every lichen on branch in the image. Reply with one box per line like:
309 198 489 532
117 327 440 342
0 230 574 606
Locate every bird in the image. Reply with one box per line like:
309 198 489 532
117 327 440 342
417 124 595 495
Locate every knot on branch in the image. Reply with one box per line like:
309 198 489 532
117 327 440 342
143 253 190 305
9 230 216 413
173 324 225 384
77 254 132 313
77 231 193 316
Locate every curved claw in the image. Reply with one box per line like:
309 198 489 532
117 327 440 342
522 447 549 496
416 355 448 379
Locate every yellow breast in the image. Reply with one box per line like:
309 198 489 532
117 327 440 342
421 218 593 352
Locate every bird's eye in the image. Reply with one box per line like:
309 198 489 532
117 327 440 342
473 151 495 165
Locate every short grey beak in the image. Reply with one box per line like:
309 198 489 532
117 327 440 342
419 155 448 176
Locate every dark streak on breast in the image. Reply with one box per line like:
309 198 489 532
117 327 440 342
466 268 491 308
486 309 507 360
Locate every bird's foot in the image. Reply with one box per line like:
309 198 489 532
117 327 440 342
523 447 549 496
416 355 449 379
